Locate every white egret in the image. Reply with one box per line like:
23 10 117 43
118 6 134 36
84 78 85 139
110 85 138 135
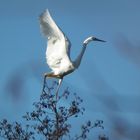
39 9 105 98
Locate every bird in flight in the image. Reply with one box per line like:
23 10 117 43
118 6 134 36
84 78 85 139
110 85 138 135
39 9 105 98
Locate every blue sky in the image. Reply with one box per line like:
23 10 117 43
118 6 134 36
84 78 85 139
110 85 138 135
0 0 140 139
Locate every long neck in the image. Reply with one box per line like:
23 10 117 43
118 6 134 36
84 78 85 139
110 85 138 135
73 45 87 69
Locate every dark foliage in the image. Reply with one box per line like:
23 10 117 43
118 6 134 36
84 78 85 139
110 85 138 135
0 80 105 140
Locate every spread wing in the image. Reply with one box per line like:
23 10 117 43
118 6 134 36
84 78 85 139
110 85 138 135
39 9 71 72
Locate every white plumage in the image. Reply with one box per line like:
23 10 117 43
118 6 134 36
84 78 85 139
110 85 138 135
40 9 73 76
39 9 105 97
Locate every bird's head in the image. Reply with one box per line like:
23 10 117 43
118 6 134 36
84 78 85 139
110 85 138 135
83 36 106 47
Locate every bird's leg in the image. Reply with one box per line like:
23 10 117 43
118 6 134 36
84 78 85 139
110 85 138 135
42 73 47 93
42 72 63 100
42 72 54 93
56 78 63 100
45 72 61 79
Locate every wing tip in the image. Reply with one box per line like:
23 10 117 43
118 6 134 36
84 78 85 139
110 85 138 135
44 9 50 16
39 9 51 20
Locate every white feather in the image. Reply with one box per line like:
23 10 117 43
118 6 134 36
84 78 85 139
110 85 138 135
39 9 105 78
40 9 73 75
